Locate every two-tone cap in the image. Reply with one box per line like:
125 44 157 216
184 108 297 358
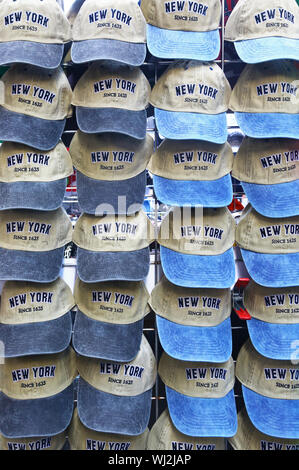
71 61 151 140
0 347 77 438
0 140 73 211
0 429 67 451
225 0 299 64
149 277 232 362
229 407 299 451
236 339 299 439
157 207 236 288
72 210 155 283
73 278 150 362
158 352 237 437
0 207 73 282
148 139 234 207
76 335 157 436
232 137 299 218
0 64 73 150
244 280 299 360
141 0 221 61
0 0 71 69
68 408 149 451
236 204 299 287
150 60 232 143
0 278 75 358
71 0 147 66
229 60 299 139
69 131 154 215
147 408 226 451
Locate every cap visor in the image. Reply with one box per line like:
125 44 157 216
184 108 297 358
234 112 299 139
0 384 74 438
156 315 232 362
0 41 64 69
0 246 65 283
71 39 146 66
153 174 233 207
242 385 299 439
0 107 66 151
0 179 67 211
76 247 150 283
235 37 299 64
247 318 299 361
76 107 147 140
77 170 146 215
0 312 72 358
241 180 299 218
146 24 220 61
240 248 299 288
73 310 144 361
166 386 237 437
77 378 152 435
154 108 228 144
160 246 236 288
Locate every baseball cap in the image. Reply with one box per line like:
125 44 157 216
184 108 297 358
0 347 77 438
69 130 154 215
157 206 236 288
236 204 299 287
147 138 234 207
0 64 73 150
68 408 149 451
140 0 221 61
229 407 299 451
0 140 73 211
149 277 232 362
0 429 67 451
147 408 226 450
71 0 147 66
150 60 232 144
225 0 299 64
0 278 75 358
232 137 299 218
158 352 237 437
72 277 150 362
0 0 71 69
243 280 299 361
72 209 155 283
71 61 151 140
0 207 73 282
76 335 157 436
236 339 299 439
229 60 299 139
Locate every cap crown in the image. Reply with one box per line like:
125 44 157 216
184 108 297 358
0 430 67 451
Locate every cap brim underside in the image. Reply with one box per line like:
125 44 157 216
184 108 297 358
0 41 64 69
235 37 299 64
71 39 146 66
235 112 299 140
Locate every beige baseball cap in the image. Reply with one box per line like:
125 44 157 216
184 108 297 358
0 207 73 283
68 408 149 451
0 0 71 69
232 137 299 218
71 0 147 66
236 338 299 439
71 61 151 140
158 352 237 437
225 0 299 63
0 347 77 438
72 278 150 361
235 203 299 288
76 334 157 436
0 64 73 150
157 206 236 288
140 0 221 61
0 140 74 211
150 60 232 143
147 408 226 450
69 130 154 215
0 430 67 451
229 60 299 139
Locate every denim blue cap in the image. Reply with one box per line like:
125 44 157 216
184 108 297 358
234 37 299 64
234 112 299 140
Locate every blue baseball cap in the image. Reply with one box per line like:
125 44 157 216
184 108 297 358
157 207 236 288
236 339 299 439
